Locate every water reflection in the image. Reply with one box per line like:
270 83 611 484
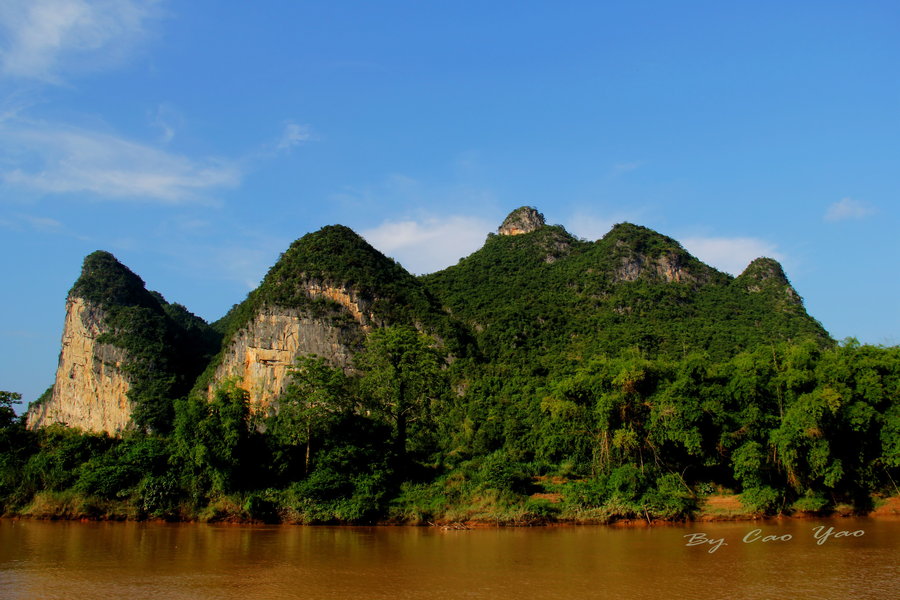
1 518 897 599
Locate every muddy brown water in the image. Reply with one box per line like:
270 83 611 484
1 517 897 599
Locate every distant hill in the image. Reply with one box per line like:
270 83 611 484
28 208 829 432
422 207 829 367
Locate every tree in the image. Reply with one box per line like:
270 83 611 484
0 391 34 512
356 326 447 466
268 355 350 477
0 391 20 429
172 379 251 499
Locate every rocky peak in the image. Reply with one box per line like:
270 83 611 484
498 206 545 236
738 257 789 283
736 257 801 303
598 223 718 285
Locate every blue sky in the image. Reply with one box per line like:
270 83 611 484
1 1 898 409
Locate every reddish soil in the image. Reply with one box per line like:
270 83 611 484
871 496 900 516
529 492 562 504
703 494 745 512
693 494 753 521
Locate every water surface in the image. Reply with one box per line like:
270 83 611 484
1 518 897 599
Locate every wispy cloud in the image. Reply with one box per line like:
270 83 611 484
611 161 643 175
824 197 875 222
150 103 183 144
19 214 63 232
277 121 314 151
681 236 784 276
361 216 492 275
332 172 499 225
0 0 160 83
565 215 617 241
0 213 63 232
0 212 93 240
563 208 649 241
0 120 240 202
161 230 289 292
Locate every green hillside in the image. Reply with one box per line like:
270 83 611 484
214 225 459 340
422 211 830 367
3 212 896 526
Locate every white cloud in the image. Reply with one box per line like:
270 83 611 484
824 197 875 222
361 216 492 275
681 236 784 276
565 215 617 241
563 208 649 241
277 121 314 151
179 243 275 290
0 0 159 82
0 120 240 202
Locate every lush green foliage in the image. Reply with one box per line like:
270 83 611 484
422 223 830 364
4 338 898 522
5 221 896 523
356 326 448 466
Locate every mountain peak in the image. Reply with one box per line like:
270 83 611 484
70 250 158 309
259 224 408 302
498 206 545 236
738 257 788 282
735 257 802 304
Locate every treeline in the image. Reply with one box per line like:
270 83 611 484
2 333 898 524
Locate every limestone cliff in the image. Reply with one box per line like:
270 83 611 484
614 242 701 284
210 300 365 411
27 251 220 435
26 297 133 435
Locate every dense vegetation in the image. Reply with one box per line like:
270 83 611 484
422 222 829 364
2 338 898 523
2 214 897 524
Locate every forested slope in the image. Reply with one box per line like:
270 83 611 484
3 208 896 524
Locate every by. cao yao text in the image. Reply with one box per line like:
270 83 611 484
683 526 865 553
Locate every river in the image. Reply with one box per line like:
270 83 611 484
1 517 897 599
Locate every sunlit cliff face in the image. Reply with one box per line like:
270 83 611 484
27 297 132 435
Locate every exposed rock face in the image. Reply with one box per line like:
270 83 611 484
210 283 370 411
498 206 545 236
26 297 132 435
616 252 682 283
305 280 377 330
614 244 705 284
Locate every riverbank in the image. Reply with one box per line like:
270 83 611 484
5 491 899 527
